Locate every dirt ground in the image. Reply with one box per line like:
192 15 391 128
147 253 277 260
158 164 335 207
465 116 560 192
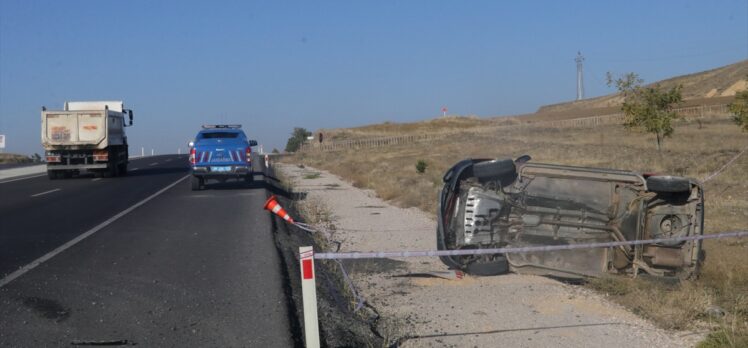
277 163 705 348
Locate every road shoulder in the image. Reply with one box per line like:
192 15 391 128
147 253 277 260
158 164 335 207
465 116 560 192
277 163 704 348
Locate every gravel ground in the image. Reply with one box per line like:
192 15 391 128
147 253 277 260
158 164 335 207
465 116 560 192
277 163 704 348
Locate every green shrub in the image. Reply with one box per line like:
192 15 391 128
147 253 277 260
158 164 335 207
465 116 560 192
415 160 428 174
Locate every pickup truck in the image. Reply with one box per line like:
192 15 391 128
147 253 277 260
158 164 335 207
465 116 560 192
189 125 258 190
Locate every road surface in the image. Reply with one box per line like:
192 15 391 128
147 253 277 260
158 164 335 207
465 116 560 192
0 155 296 347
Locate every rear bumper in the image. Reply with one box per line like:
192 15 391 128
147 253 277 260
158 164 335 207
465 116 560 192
47 164 108 170
192 165 251 177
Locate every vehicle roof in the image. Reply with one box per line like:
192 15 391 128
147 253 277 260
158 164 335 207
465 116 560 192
198 128 245 134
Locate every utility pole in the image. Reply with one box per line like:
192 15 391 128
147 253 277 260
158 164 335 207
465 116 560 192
575 51 585 101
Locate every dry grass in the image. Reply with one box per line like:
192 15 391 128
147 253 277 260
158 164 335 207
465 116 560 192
0 153 32 164
289 116 748 346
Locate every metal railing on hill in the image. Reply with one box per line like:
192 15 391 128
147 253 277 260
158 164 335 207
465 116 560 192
299 103 732 152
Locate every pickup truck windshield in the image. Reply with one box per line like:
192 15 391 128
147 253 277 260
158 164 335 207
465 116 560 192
199 132 239 139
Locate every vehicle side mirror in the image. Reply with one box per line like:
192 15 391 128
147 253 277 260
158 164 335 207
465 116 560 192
128 110 134 126
188 141 194 148
248 140 258 147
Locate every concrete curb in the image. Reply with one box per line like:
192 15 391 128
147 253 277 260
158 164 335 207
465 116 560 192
0 165 46 180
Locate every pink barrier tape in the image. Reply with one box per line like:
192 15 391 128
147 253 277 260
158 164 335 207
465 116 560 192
314 231 748 260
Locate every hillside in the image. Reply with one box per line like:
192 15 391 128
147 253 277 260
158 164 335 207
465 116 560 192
538 59 748 115
318 60 747 140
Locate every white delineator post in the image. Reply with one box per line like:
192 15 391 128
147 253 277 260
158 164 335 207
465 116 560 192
299 246 320 348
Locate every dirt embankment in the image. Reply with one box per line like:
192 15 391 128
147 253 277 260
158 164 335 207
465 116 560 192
264 169 383 347
0 153 33 164
537 59 748 115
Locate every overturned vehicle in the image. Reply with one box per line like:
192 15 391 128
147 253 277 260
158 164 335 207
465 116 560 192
437 156 705 279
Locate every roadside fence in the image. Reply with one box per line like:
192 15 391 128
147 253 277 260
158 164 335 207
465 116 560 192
299 103 732 153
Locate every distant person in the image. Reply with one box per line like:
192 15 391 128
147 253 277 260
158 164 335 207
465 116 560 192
319 133 324 143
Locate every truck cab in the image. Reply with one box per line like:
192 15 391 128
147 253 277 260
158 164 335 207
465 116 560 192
189 125 258 190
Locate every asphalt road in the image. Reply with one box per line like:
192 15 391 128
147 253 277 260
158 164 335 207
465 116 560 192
0 155 295 347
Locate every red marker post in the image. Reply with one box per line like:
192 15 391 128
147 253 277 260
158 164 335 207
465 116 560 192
299 246 320 348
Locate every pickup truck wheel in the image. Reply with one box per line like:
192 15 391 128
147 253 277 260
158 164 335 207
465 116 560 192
118 163 127 176
646 175 691 193
191 176 202 191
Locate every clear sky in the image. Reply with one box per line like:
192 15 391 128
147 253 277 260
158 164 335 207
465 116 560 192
1 0 746 155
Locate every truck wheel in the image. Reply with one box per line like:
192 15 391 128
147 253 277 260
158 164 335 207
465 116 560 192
191 176 203 191
118 162 127 176
47 171 59 180
245 174 254 184
646 175 691 193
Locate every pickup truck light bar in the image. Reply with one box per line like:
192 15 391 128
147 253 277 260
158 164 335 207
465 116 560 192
202 124 242 129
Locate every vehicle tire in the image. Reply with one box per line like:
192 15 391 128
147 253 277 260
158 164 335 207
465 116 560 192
473 159 516 179
245 174 254 184
118 162 127 176
102 163 115 178
191 176 202 191
464 258 510 276
646 175 691 193
47 170 59 180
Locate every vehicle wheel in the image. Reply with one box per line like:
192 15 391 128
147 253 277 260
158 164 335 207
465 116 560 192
118 162 127 176
47 170 59 180
245 174 254 184
473 159 516 179
191 176 202 191
646 175 691 193
463 258 510 276
102 164 115 178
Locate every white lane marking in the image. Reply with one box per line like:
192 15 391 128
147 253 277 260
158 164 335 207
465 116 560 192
131 168 139 171
149 162 158 166
31 188 61 197
0 174 190 288
0 174 47 184
92 178 102 182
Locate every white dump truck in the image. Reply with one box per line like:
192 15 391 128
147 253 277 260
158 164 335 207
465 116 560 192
41 101 134 179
